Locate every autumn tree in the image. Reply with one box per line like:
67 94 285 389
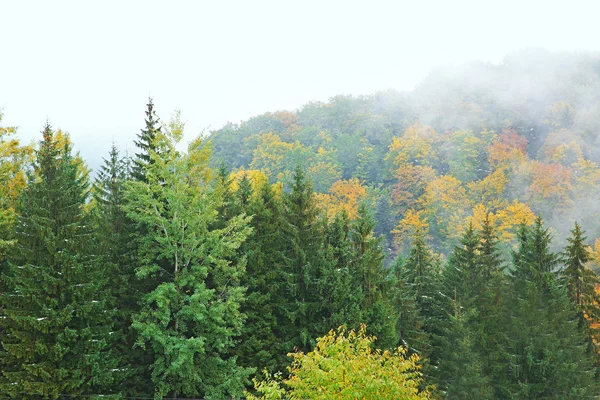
247 326 433 400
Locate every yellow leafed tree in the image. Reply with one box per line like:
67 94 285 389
316 178 368 220
246 325 433 400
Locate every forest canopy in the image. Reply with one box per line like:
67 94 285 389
2 50 600 399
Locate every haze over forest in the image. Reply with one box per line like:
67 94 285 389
3 2 600 399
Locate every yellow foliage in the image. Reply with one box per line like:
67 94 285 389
587 239 600 272
230 169 270 195
387 123 438 172
494 200 536 242
467 169 509 210
0 116 33 253
247 325 433 400
316 178 368 220
393 209 429 250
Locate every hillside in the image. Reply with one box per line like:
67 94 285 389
209 49 600 256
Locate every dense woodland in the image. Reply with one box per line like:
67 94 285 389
2 50 600 399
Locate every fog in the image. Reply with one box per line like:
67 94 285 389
2 0 600 172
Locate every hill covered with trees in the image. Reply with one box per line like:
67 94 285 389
1 49 600 398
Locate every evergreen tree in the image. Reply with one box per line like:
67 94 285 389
132 97 163 182
0 125 117 398
321 211 361 330
502 217 597 398
438 217 506 398
441 223 479 310
564 222 600 322
92 144 153 397
281 166 327 353
236 176 289 373
393 232 440 357
123 131 252 399
349 203 397 347
563 222 600 362
437 302 494 400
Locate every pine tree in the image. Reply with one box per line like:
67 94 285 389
236 176 289 373
502 217 597 398
132 97 163 182
349 203 397 347
563 222 600 361
437 301 494 400
0 124 118 398
123 131 252 399
92 144 153 397
393 232 440 358
281 166 327 353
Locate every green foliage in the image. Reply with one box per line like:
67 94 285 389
501 217 598 398
0 124 118 398
132 97 164 182
92 144 152 396
236 177 289 373
123 129 252 399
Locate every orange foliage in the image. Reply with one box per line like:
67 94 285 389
391 165 437 213
488 129 528 169
527 162 573 209
316 178 368 220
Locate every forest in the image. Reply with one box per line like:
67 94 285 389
2 49 600 399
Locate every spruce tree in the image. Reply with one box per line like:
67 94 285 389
502 217 597 398
281 166 326 353
0 125 117 398
92 144 153 397
236 176 289 373
321 211 361 330
564 222 600 322
349 203 397 347
438 218 506 398
132 97 163 182
393 232 440 357
563 222 600 362
123 132 252 399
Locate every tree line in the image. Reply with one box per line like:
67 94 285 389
1 100 600 399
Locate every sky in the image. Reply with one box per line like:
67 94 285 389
2 0 600 171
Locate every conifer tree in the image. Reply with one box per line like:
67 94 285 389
563 222 600 360
393 232 440 357
349 203 397 347
437 302 493 400
123 129 252 399
92 144 153 397
0 124 117 398
132 97 163 182
438 218 506 398
502 217 597 398
321 211 361 330
236 176 289 373
281 166 327 353
564 222 600 322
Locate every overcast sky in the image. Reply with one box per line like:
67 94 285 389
2 0 600 171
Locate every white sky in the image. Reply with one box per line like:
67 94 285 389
2 0 600 170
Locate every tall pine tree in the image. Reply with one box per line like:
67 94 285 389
502 217 597 398
132 97 163 182
0 125 117 398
